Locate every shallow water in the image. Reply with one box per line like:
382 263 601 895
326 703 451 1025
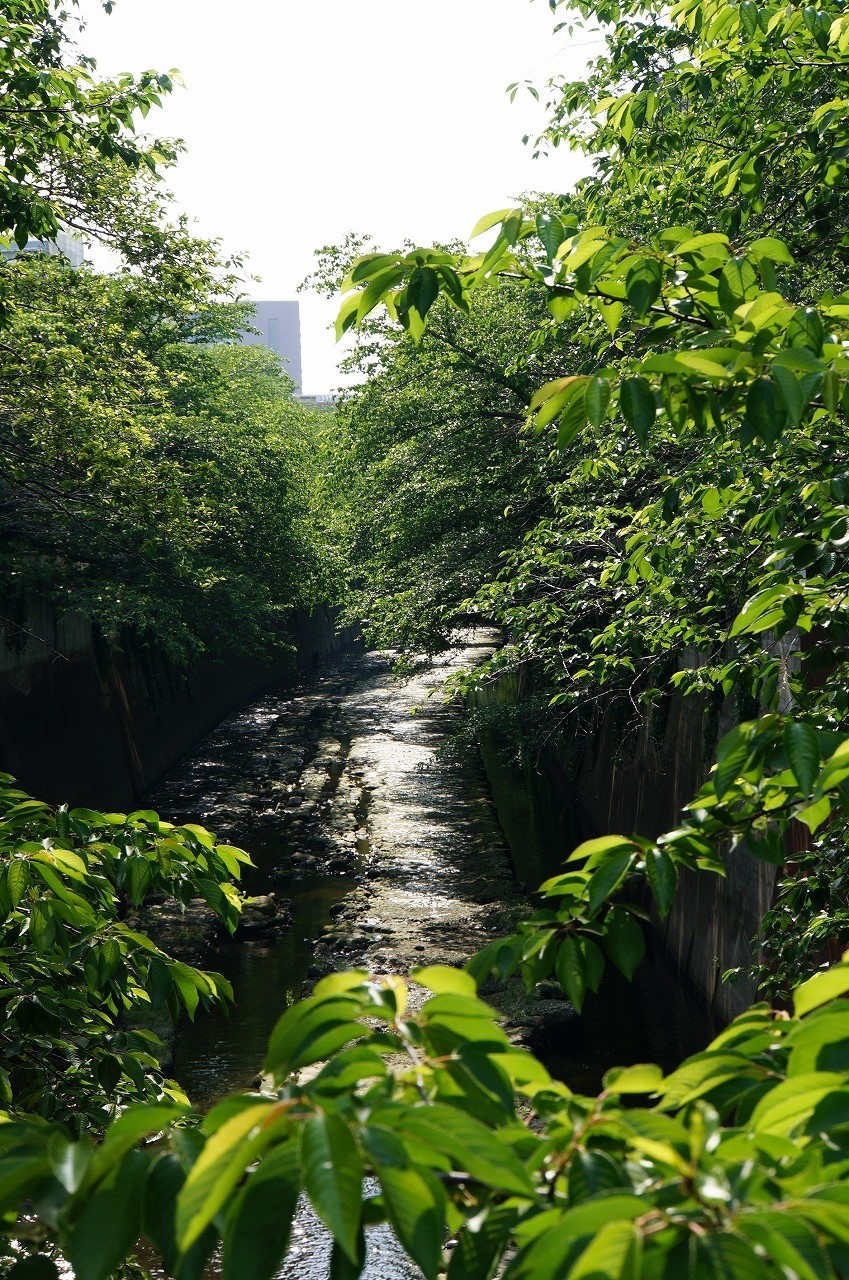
169 874 356 1109
145 638 714 1279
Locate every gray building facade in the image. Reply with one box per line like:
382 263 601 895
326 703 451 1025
240 300 302 393
1 230 85 267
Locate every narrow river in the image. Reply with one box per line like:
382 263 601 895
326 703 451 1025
142 630 713 1277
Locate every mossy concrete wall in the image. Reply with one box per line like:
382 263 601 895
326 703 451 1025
0 600 353 811
472 665 775 1024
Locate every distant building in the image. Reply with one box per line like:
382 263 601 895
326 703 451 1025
240 301 302 393
298 393 336 413
1 230 85 267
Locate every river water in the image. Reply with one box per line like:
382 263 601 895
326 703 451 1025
142 633 713 1276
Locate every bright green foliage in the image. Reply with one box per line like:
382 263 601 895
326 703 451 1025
0 773 247 1127
0 0 176 252
8 961 849 1279
0 250 331 664
321 278 558 653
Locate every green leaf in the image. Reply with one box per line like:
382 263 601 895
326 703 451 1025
568 1150 629 1203
556 936 588 1012
536 212 566 264
795 964 849 1016
771 364 805 425
470 208 515 240
602 906 646 980
84 1103 185 1187
412 965 477 997
587 849 634 914
603 1063 664 1094
625 257 663 315
570 1220 639 1280
619 377 656 444
797 794 831 831
48 1133 91 1193
557 386 588 449
730 585 793 637
301 1113 364 1264
786 306 824 355
447 1204 517 1280
744 378 784 447
264 994 363 1076
695 1233 772 1278
659 1052 758 1107
585 376 611 427
738 1212 827 1280
645 848 678 916
566 835 636 867
403 267 440 323
222 1142 301 1280
8 859 29 907
505 1198 644 1280
373 1159 445 1280
395 1105 536 1197
66 1150 148 1280
530 376 588 430
748 237 795 265
784 721 820 795
713 724 753 798
177 1103 283 1251
717 255 759 313
751 1072 846 1136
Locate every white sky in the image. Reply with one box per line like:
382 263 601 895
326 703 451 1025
76 0 595 392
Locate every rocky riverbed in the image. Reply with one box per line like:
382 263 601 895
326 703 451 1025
143 630 572 1045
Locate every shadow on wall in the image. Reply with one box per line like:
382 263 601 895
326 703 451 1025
0 597 357 811
470 660 776 1025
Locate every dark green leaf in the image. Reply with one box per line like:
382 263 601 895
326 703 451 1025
301 1113 364 1264
645 848 678 916
784 721 820 796
602 907 646 980
222 1142 301 1280
717 256 759 313
66 1151 147 1280
556 937 588 1012
585 376 611 427
626 257 663 315
619 377 656 444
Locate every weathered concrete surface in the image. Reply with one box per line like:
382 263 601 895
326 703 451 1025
0 594 355 809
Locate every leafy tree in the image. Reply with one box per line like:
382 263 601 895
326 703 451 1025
0 249 332 664
334 0 849 989
320 275 558 654
0 0 176 252
7 954 849 1280
7 0 849 1275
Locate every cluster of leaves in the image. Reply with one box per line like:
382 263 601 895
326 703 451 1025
9 958 849 1280
305 240 567 656
0 773 249 1128
0 0 177 253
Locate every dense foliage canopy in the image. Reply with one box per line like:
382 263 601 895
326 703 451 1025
1 245 330 664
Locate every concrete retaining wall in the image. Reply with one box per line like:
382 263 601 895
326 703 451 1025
0 600 353 811
472 665 775 1023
